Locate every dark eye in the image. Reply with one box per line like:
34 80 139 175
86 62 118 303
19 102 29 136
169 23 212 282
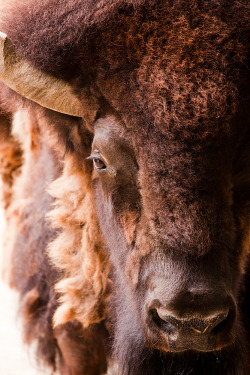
93 158 106 170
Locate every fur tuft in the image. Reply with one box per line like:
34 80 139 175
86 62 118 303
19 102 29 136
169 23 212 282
47 152 111 328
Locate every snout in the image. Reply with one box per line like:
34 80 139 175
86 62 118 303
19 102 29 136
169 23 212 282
146 293 237 352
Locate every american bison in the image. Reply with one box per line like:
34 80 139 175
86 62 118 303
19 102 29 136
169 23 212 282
0 0 249 374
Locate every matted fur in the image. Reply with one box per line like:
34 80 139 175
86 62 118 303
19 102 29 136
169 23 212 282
0 107 60 367
0 99 110 370
47 152 111 327
31 107 112 328
0 109 22 210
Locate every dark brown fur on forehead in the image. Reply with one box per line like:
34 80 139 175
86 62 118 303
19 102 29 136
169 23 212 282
0 0 248 81
1 1 249 140
0 0 144 79
95 3 249 132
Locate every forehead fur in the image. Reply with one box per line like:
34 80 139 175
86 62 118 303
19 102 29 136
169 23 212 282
1 1 248 79
0 0 249 143
95 2 248 134
1 0 248 161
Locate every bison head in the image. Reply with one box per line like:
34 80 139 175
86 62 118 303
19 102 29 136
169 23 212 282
0 1 249 374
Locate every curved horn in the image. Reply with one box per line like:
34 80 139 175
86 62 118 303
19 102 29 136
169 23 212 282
0 32 82 117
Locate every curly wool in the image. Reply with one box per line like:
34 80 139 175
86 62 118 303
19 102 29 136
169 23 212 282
47 151 111 328
0 111 22 211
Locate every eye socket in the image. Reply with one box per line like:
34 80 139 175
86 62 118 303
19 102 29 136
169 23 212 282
93 158 106 170
86 152 107 171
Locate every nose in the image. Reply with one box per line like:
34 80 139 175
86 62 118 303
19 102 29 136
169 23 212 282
148 295 236 352
157 308 229 335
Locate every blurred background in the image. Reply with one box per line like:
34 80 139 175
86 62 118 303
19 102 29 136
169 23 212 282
0 180 51 375
0 1 51 371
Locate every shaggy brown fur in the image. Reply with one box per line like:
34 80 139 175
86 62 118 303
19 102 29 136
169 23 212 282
0 109 22 210
0 103 109 373
0 1 249 374
0 106 60 366
30 107 111 328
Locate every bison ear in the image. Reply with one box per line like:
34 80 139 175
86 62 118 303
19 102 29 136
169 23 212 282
0 32 82 117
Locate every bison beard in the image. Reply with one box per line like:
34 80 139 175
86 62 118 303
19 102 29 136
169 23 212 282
115 333 247 375
0 1 249 375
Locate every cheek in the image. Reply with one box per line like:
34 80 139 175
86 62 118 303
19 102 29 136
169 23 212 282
125 224 154 286
93 180 130 266
93 167 141 237
120 211 139 245
94 179 145 285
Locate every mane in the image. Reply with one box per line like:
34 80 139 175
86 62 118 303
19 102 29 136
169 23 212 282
47 136 111 327
0 109 22 211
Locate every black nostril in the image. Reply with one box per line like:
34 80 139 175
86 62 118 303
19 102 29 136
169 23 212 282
151 309 178 337
156 310 184 330
155 307 230 335
211 308 235 335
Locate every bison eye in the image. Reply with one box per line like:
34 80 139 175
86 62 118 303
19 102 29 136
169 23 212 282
86 154 107 170
93 158 106 170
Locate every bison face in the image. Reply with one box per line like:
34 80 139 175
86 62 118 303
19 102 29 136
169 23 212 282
90 112 247 355
0 3 249 371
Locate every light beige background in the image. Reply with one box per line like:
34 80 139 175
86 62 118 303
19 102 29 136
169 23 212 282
0 1 49 373
0 180 52 375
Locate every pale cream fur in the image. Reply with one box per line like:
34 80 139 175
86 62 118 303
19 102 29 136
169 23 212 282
1 109 29 283
48 152 111 328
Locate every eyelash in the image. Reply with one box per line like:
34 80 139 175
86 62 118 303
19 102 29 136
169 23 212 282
86 155 107 170
93 158 106 170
